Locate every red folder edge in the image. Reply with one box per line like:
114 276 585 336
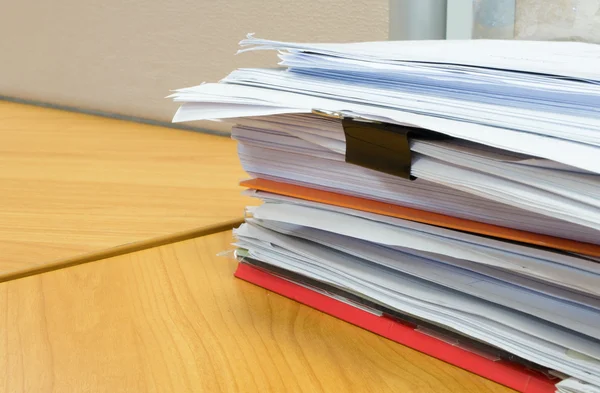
235 263 557 393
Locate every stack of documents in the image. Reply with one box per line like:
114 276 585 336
171 35 600 393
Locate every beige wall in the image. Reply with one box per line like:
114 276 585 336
0 1 388 132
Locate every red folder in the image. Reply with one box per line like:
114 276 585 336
235 262 558 393
240 178 600 257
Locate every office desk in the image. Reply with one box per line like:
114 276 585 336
0 102 513 392
0 228 512 393
0 101 250 280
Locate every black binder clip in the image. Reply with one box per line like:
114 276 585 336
312 110 449 180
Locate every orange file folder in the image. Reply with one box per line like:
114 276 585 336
240 178 600 257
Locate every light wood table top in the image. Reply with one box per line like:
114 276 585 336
0 228 513 393
0 101 251 280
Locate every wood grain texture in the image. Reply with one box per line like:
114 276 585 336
0 230 514 393
0 101 251 279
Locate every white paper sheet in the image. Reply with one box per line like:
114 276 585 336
222 68 600 146
557 378 600 393
171 82 600 174
248 189 600 311
250 202 600 296
238 34 600 81
249 217 600 337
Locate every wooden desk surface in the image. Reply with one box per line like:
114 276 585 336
0 101 250 280
0 229 513 393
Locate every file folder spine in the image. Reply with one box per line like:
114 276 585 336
235 262 557 393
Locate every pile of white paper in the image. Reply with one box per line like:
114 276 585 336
234 202 600 385
232 115 600 240
171 35 600 390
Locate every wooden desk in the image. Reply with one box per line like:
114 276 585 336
0 101 251 280
0 228 513 393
